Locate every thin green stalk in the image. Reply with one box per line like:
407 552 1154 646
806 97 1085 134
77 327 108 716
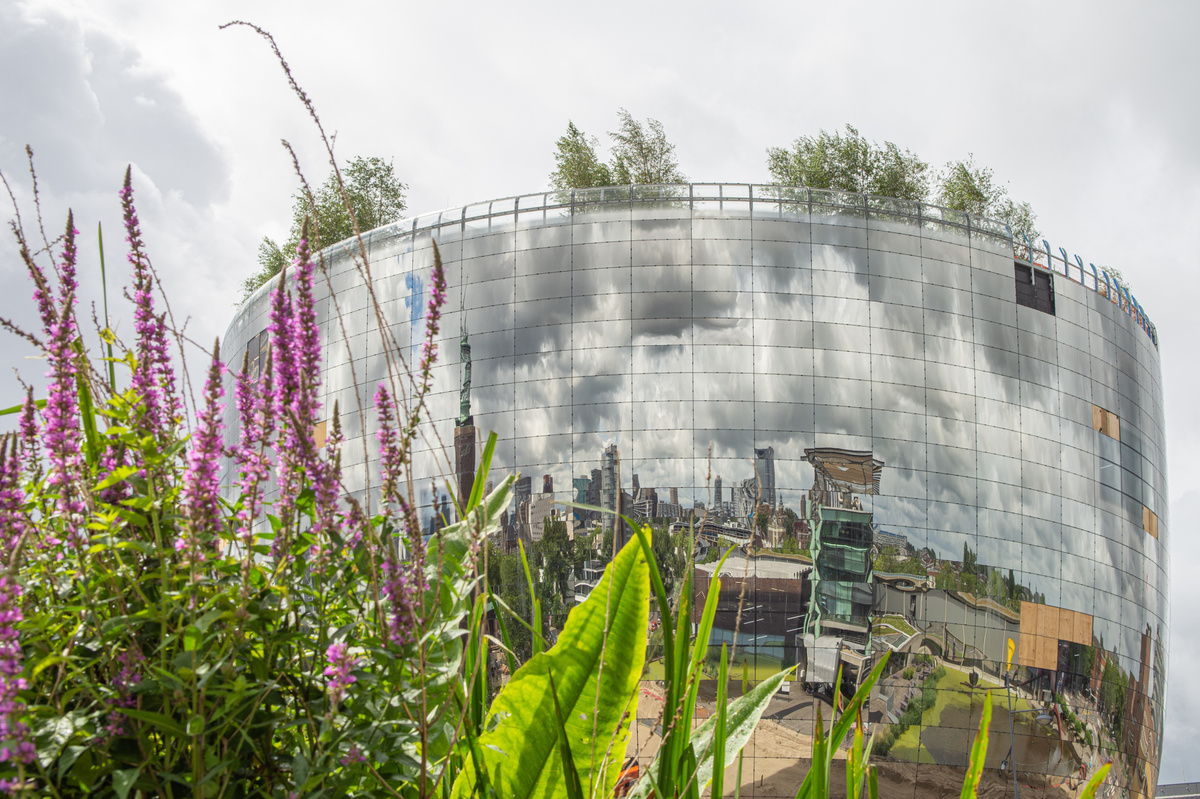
97 222 117 388
711 642 729 799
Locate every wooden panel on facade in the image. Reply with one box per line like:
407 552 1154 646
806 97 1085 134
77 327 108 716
1144 506 1159 539
1105 412 1121 440
1092 404 1121 440
1017 602 1092 669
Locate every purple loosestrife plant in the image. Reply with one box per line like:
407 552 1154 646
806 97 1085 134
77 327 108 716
178 343 225 568
374 384 420 648
37 217 86 550
0 439 33 786
232 353 272 577
323 642 356 708
16 389 38 481
0 153 532 798
121 167 180 439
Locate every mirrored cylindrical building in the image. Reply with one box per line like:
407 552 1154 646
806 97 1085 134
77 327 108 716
223 185 1168 798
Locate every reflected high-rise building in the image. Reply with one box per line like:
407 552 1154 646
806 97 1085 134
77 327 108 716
754 446 776 508
601 444 618 542
223 183 1168 798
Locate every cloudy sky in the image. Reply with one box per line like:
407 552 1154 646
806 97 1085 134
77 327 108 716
2 0 1198 783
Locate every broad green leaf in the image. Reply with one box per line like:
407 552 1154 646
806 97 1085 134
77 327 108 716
547 669 586 799
94 466 139 491
113 767 139 799
450 534 649 799
626 666 795 799
293 752 310 788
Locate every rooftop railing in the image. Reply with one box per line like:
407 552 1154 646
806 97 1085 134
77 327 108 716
333 183 1157 347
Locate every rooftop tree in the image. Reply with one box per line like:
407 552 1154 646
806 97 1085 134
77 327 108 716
242 155 407 300
549 109 685 191
766 124 930 200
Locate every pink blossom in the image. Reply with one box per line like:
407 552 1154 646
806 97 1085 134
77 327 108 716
323 643 356 706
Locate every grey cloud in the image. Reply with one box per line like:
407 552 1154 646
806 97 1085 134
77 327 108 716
0 4 229 203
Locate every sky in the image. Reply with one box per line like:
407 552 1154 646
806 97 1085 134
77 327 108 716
1 0 1198 783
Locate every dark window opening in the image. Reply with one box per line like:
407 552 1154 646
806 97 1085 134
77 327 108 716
1015 262 1055 315
245 329 270 380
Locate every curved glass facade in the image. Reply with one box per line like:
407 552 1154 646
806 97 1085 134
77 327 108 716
223 185 1168 798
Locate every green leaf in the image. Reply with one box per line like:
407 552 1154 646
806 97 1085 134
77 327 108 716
958 698 989 799
518 539 542 655
0 398 44 416
73 338 100 466
293 751 310 788
94 465 139 491
121 708 187 738
711 643 729 799
626 666 794 799
113 767 139 799
450 533 650 799
793 653 891 799
1079 762 1112 799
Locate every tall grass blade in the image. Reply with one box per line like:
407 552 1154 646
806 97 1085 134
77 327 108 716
711 642 729 799
518 539 543 655
97 221 116 387
625 667 795 799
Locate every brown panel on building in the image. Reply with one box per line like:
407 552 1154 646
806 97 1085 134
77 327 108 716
313 420 327 449
1093 404 1121 440
1037 602 1058 642
1143 506 1159 539
1040 633 1059 671
1018 602 1091 669
1079 611 1095 645
1017 603 1039 668
1064 609 1094 645
1106 412 1121 440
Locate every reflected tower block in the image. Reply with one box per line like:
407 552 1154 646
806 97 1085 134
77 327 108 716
803 447 884 682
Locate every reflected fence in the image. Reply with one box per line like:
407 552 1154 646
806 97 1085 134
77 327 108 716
336 182 1156 347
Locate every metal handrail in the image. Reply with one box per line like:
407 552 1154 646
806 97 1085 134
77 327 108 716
309 182 1156 347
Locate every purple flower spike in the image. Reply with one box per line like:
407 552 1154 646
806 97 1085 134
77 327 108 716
339 743 366 766
179 343 225 566
0 448 32 770
233 358 271 556
374 384 424 648
39 217 86 549
418 250 447 381
323 642 357 707
121 168 180 439
16 389 38 479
